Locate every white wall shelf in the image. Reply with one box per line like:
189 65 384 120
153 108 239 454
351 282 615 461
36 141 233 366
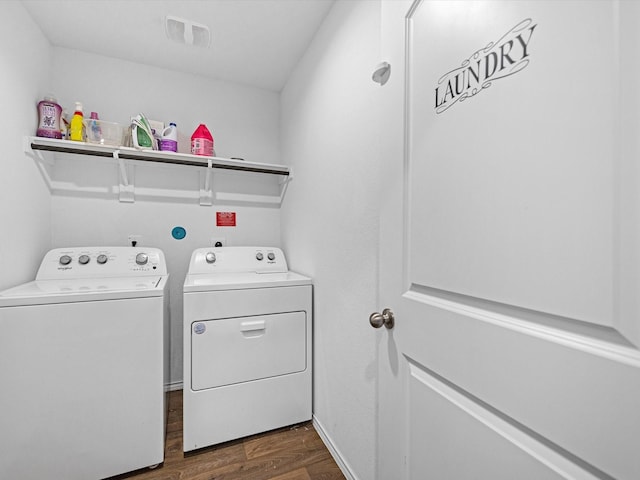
26 136 292 206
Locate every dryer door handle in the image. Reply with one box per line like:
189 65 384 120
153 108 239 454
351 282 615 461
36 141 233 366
240 320 266 333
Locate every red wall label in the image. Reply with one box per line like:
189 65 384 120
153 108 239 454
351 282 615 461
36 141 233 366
216 211 236 227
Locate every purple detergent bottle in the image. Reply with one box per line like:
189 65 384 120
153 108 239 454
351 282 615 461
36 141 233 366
36 95 62 139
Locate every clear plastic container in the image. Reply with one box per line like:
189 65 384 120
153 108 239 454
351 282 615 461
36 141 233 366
84 119 125 146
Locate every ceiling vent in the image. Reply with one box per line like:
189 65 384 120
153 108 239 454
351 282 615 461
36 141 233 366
165 16 210 48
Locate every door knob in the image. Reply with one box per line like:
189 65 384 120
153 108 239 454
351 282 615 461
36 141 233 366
369 308 395 329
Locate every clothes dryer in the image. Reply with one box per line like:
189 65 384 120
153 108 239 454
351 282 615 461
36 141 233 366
0 246 169 479
183 246 312 451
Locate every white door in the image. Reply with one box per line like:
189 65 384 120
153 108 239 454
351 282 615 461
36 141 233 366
377 1 640 478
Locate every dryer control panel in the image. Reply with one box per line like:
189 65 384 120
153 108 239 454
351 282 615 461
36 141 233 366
188 246 288 274
36 247 168 279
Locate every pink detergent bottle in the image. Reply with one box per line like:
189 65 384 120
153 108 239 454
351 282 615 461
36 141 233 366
191 124 214 156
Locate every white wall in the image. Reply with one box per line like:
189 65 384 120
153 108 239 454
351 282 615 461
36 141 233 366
280 1 383 479
48 48 282 386
0 2 53 290
50 48 280 162
5 2 385 476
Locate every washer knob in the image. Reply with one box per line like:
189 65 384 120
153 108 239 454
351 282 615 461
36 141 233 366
256 252 264 261
135 253 148 265
267 252 276 261
205 252 216 264
97 254 108 265
59 255 72 265
78 255 90 265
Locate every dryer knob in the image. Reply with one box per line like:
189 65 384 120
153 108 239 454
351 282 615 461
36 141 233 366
97 254 108 265
136 253 149 265
256 252 264 261
59 255 72 266
267 252 275 261
78 255 90 265
205 252 216 264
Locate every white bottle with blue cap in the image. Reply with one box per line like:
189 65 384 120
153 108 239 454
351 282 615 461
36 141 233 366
160 122 178 152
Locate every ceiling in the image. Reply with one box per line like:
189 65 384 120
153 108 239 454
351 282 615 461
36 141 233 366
21 0 335 92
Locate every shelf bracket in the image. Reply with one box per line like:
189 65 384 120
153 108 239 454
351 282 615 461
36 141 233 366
115 150 135 203
279 167 293 203
24 137 49 164
199 159 213 206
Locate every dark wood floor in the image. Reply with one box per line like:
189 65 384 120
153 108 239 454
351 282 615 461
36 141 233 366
109 390 346 480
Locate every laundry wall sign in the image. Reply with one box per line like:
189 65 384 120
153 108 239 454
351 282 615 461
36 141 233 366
434 19 537 114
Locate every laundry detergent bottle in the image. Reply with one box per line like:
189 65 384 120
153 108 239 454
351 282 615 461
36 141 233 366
36 95 62 139
191 124 214 156
160 122 178 152
69 102 85 142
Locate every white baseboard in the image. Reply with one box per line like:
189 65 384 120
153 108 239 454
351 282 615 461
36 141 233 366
312 415 358 480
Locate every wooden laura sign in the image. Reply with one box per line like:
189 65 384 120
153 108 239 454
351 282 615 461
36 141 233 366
435 19 537 114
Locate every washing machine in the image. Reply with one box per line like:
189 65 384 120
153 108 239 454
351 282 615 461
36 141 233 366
183 246 312 451
0 246 169 480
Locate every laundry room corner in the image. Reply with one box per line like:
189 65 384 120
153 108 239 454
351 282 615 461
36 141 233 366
6 1 640 478
0 1 53 290
280 1 383 479
46 47 283 388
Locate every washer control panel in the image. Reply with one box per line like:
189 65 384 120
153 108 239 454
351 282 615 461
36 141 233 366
188 246 288 274
36 247 168 279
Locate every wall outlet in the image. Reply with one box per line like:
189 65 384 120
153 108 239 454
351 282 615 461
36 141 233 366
128 234 142 247
210 237 226 248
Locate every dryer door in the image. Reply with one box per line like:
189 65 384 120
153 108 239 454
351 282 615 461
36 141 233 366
191 311 307 391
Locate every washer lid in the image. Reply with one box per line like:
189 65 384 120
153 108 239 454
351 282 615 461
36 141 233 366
184 271 311 292
0 276 168 307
